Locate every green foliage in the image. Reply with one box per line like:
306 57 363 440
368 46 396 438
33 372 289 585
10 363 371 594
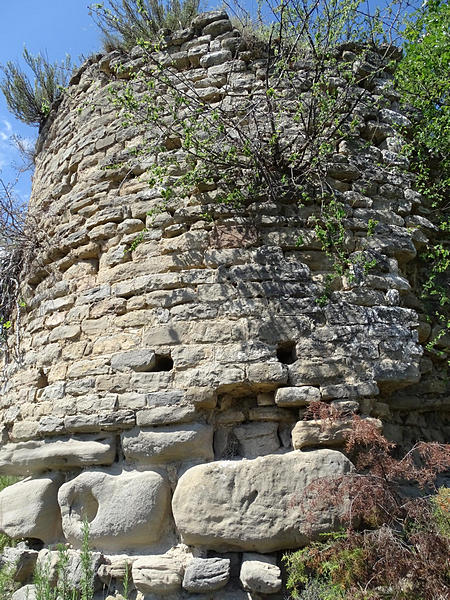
0 48 73 126
80 520 94 600
283 413 450 600
284 488 450 599
106 0 418 302
89 0 201 50
0 562 19 599
396 0 449 162
432 486 450 538
395 0 449 361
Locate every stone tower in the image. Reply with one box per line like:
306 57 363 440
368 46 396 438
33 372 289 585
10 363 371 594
0 10 448 599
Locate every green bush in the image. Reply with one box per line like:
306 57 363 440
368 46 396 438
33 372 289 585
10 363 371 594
89 0 201 50
0 48 73 127
395 0 449 361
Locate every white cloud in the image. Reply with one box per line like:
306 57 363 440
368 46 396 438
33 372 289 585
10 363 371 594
0 120 12 139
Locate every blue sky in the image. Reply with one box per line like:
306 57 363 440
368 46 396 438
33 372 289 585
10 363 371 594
0 1 102 202
0 1 413 204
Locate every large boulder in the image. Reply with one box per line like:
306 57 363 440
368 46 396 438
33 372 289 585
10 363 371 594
172 450 353 552
58 468 170 551
0 474 63 543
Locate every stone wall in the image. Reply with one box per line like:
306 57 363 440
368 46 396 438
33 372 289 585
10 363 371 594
0 10 448 600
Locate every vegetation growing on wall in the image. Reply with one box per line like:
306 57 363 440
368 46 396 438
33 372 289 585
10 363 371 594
0 48 73 127
107 0 417 297
395 0 449 360
89 0 202 50
284 404 450 599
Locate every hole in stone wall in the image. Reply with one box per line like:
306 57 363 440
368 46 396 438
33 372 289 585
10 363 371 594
25 538 44 551
36 370 49 389
276 341 297 365
154 353 174 371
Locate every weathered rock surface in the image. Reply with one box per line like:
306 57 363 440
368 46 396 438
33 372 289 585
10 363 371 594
240 553 282 594
275 386 321 407
0 545 38 582
0 435 116 475
132 546 189 594
0 475 62 543
172 450 353 551
122 424 214 463
12 585 37 600
0 7 446 584
292 418 382 450
234 422 280 458
58 468 170 551
182 557 230 592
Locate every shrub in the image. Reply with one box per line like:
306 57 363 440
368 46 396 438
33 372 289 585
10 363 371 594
0 47 73 127
89 0 201 50
283 406 450 600
395 0 449 361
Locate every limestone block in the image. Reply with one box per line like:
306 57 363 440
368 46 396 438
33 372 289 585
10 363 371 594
292 419 351 449
247 362 288 387
0 435 116 475
203 18 232 36
12 585 37 600
192 10 229 29
248 407 294 422
275 386 320 407
182 557 230 592
48 324 80 342
11 421 39 441
172 450 353 551
320 381 379 400
111 349 156 372
292 418 382 450
132 548 187 595
58 468 170 551
374 360 421 391
184 387 217 409
0 474 62 543
136 404 196 426
234 422 280 458
122 424 214 464
240 553 281 594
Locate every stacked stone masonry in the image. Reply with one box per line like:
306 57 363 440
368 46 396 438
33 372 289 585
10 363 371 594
0 11 448 600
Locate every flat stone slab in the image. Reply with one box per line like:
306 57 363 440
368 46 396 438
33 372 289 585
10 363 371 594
0 435 116 475
172 450 353 552
122 424 213 464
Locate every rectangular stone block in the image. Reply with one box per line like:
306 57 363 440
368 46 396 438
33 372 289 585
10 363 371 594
122 424 213 463
0 435 116 475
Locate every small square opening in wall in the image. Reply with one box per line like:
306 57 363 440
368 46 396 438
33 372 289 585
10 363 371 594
276 341 297 365
154 353 174 371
